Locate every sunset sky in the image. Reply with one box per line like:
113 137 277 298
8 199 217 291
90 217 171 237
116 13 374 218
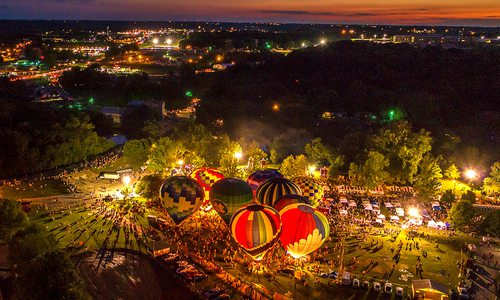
1 0 499 26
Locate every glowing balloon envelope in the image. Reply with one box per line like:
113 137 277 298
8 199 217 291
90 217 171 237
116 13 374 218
279 203 330 259
230 203 282 261
255 177 302 207
190 168 224 204
210 178 253 224
273 194 310 213
159 176 204 225
247 169 283 194
291 177 324 208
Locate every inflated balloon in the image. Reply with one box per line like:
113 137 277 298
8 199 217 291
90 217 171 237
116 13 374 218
291 177 324 208
255 177 302 207
273 194 310 213
190 168 224 204
159 176 204 225
230 203 282 261
247 169 283 194
210 178 253 224
280 203 330 259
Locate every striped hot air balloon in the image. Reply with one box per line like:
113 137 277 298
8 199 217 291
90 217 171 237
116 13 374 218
230 203 282 261
190 168 224 204
210 178 253 224
291 177 324 208
255 178 302 207
247 169 283 194
273 194 310 213
279 203 330 259
159 176 204 225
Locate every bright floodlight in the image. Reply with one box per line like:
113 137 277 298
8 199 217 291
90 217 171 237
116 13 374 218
152 38 159 44
166 38 172 45
408 207 420 218
234 152 243 160
319 39 326 45
177 159 184 166
122 175 131 185
465 169 477 179
308 165 316 173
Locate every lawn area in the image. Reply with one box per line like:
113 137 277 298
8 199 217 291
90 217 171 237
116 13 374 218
90 155 145 174
30 199 152 255
0 179 70 200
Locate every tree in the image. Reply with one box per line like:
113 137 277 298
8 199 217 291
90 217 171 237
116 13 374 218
147 137 201 176
17 251 89 300
243 141 268 174
414 155 443 198
135 174 163 201
461 191 476 203
449 200 475 230
348 151 389 189
441 190 456 206
482 161 500 195
305 138 344 178
0 199 28 240
9 223 56 268
371 121 432 184
123 139 151 163
444 164 460 180
477 210 500 237
280 154 308 178
219 140 243 178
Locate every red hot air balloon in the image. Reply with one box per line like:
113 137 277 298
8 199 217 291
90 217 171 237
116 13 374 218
273 194 310 213
230 203 282 261
190 168 224 204
279 203 330 259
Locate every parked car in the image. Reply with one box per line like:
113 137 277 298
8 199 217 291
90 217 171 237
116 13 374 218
341 272 351 285
395 287 404 297
216 293 231 300
373 282 382 292
204 287 223 299
384 282 393 294
320 270 338 279
361 281 370 289
352 278 360 288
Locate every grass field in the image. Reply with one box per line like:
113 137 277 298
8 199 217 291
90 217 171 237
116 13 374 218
0 179 70 200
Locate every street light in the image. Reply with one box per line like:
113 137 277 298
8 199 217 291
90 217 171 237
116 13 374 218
465 169 477 180
166 38 172 45
122 175 131 186
234 152 242 160
319 39 326 45
177 159 184 166
152 38 159 45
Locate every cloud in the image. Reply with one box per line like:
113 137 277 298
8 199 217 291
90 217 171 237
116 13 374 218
257 10 422 17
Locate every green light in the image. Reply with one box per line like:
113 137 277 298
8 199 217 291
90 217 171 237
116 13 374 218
265 42 272 49
88 97 95 105
208 46 212 51
185 90 193 97
388 110 395 120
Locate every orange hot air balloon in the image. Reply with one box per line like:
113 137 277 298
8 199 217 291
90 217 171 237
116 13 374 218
230 203 281 261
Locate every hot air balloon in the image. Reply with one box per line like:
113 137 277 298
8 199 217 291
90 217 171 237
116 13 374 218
247 169 283 194
230 203 281 261
291 177 324 208
159 176 204 225
279 203 330 259
210 178 253 224
190 168 224 204
273 194 310 213
255 178 302 207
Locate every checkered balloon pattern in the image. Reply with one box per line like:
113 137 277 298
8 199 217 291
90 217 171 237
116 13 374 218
190 168 224 203
160 176 204 224
291 177 324 208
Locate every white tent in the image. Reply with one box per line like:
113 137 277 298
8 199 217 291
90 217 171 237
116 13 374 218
390 215 400 221
385 202 394 208
427 220 438 228
340 198 348 204
364 204 373 211
339 210 348 215
349 201 357 208
436 221 446 228
396 207 405 216
377 214 386 220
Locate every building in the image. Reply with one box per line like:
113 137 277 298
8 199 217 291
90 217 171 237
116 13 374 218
411 279 449 300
